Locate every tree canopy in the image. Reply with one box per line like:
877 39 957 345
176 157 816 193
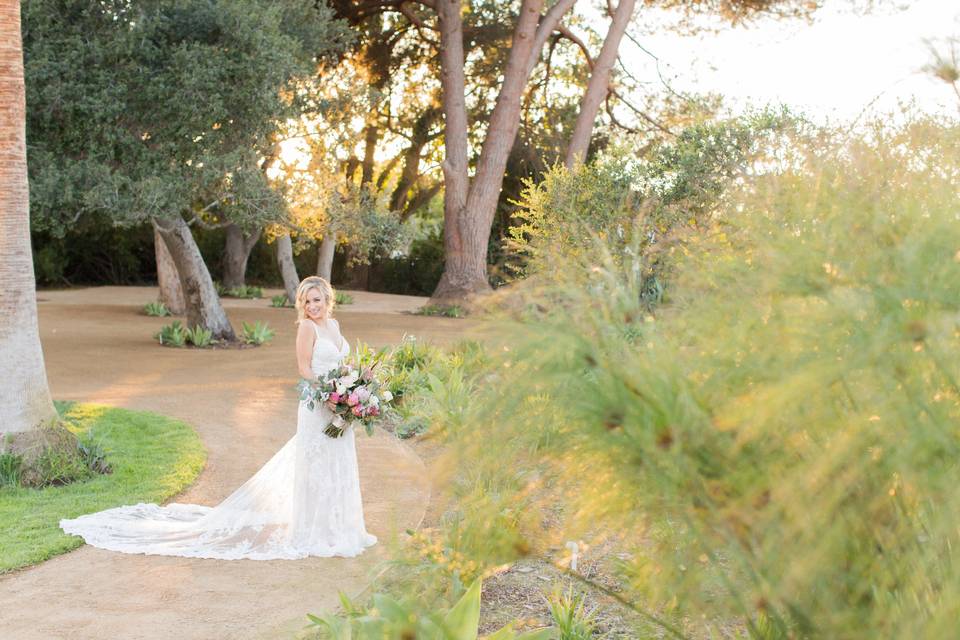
24 0 350 234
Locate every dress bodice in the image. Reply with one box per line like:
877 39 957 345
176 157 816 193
311 320 349 377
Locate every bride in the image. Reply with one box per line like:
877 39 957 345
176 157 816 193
60 276 378 560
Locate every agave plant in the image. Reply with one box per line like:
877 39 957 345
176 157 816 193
143 301 171 317
185 325 213 348
241 321 275 345
155 321 187 347
223 285 263 299
270 294 290 308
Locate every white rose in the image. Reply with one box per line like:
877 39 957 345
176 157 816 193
382 390 393 403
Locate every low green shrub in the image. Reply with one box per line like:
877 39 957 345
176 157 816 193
335 291 354 305
77 434 111 476
223 284 263 299
416 304 466 318
155 321 187 347
390 334 435 372
30 444 92 487
0 452 23 488
185 325 213 348
394 415 429 440
241 320 275 345
270 294 290 308
143 301 171 317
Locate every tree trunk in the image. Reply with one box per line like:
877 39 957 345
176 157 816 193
276 233 299 303
153 216 237 342
390 106 440 212
361 125 378 187
430 0 576 302
316 231 337 282
339 243 370 290
0 0 58 434
432 0 548 302
154 228 185 314
564 0 636 167
432 0 473 301
222 222 261 289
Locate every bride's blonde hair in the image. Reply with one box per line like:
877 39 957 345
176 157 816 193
295 276 335 323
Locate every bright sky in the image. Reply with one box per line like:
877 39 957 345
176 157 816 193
621 0 960 123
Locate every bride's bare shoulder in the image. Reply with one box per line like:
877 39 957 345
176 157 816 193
296 320 317 339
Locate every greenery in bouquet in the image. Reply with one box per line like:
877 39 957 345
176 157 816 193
297 360 393 438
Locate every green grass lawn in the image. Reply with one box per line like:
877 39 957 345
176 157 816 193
0 402 206 573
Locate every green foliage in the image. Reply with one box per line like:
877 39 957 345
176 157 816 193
546 587 596 640
222 285 264 299
270 294 291 308
0 403 205 572
241 320 275 345
374 224 446 296
390 335 436 372
508 110 799 308
33 242 69 285
23 0 351 235
185 325 214 348
0 452 24 488
143 301 171 317
77 434 112 476
335 291 354 305
307 577 552 640
156 321 188 347
30 444 92 487
413 118 960 638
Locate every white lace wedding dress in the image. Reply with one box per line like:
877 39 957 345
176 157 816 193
60 320 377 560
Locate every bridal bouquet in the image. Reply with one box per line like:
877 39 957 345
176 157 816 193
297 361 393 438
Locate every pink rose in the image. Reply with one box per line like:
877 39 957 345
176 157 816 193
347 393 359 406
369 406 379 417
352 405 363 417
329 392 341 403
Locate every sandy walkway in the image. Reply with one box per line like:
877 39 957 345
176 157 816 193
0 286 472 639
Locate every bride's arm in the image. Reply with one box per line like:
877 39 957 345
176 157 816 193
295 321 316 379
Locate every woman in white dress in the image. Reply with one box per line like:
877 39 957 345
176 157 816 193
60 276 377 560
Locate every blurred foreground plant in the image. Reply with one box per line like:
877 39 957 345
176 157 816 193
425 117 960 638
307 577 551 640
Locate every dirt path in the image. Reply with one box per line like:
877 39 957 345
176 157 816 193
0 287 472 640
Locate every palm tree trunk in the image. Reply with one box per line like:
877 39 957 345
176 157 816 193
0 0 57 434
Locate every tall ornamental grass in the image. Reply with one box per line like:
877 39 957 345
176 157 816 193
433 119 960 638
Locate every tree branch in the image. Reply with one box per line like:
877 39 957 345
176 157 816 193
609 87 675 136
605 92 640 133
555 24 594 70
397 2 439 44
525 0 579 77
